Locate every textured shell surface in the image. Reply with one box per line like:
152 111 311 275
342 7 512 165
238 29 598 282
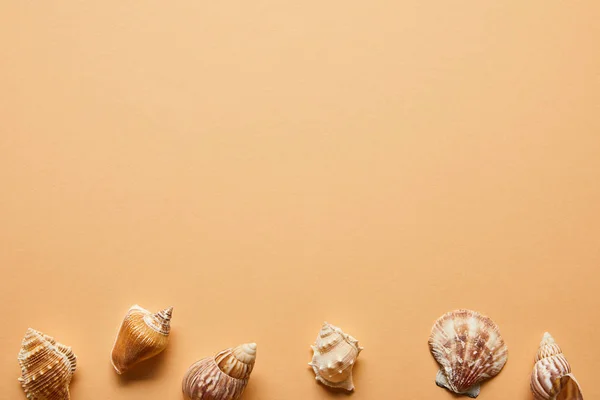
182 343 257 400
309 322 363 392
18 328 77 400
110 304 173 374
531 333 583 400
429 309 508 398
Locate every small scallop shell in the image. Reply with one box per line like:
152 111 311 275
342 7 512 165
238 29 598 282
110 304 173 374
18 328 77 400
182 343 257 400
429 309 508 398
309 322 363 392
531 333 583 400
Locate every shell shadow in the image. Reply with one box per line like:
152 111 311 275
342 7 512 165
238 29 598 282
112 349 170 385
236 374 263 399
434 378 496 399
435 385 469 399
69 369 79 393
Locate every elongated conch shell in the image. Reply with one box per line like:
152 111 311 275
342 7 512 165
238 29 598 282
308 322 363 391
18 328 77 400
182 343 257 400
531 332 584 400
429 309 508 398
110 304 173 374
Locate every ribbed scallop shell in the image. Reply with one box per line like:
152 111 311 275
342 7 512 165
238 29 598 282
182 343 257 400
309 322 363 391
18 328 77 400
110 304 173 374
531 333 583 400
429 309 508 398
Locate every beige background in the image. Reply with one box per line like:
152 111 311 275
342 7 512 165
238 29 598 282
1 1 599 399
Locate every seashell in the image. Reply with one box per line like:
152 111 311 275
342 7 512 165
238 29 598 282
18 328 77 400
429 309 508 398
308 322 363 391
531 332 584 400
182 343 257 400
110 304 173 374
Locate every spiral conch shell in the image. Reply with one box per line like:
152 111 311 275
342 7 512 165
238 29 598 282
309 322 363 391
182 343 257 400
18 328 77 400
531 333 584 400
110 304 173 374
429 309 508 398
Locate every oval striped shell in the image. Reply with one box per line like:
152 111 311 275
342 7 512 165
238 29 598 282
429 309 508 398
110 304 173 374
531 333 583 400
182 343 257 400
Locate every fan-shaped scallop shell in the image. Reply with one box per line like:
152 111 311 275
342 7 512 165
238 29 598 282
18 328 77 400
182 343 257 400
531 332 583 400
429 309 508 398
110 304 173 374
309 322 363 391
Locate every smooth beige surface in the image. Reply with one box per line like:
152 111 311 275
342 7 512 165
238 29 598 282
1 2 599 399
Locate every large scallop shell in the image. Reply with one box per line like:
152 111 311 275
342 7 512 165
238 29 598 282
531 332 583 400
429 309 508 398
182 343 257 400
18 328 77 400
110 304 173 374
309 322 363 391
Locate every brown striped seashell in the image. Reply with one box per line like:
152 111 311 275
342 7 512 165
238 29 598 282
309 322 363 391
531 332 584 400
429 309 508 398
18 328 77 400
182 343 257 400
110 304 173 374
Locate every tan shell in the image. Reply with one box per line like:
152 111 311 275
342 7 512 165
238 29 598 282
531 333 584 400
309 322 363 391
429 309 508 398
182 343 257 400
110 304 173 374
18 328 77 400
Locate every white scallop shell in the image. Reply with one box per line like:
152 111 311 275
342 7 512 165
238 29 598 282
309 322 363 391
429 309 508 398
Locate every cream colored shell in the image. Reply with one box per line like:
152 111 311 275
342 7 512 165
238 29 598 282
18 328 77 400
531 332 583 400
110 304 173 374
429 309 508 398
309 322 363 391
182 343 257 400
